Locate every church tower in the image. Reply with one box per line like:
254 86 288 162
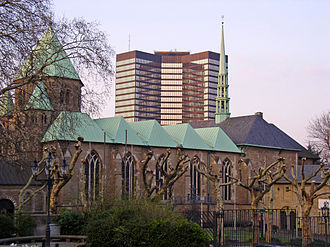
0 26 83 162
215 21 230 123
14 26 83 113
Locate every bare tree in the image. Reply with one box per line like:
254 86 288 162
0 0 113 166
0 0 52 91
17 137 83 214
1 1 114 112
191 155 236 246
230 158 286 245
233 158 286 209
284 158 330 247
141 150 159 198
307 110 330 162
141 146 190 200
191 155 235 212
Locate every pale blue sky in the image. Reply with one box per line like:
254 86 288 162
54 0 330 147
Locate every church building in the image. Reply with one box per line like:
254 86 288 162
0 24 322 219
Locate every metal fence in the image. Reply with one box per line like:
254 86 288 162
182 208 329 247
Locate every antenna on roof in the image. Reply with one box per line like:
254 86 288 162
128 33 131 51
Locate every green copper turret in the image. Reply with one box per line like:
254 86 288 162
215 21 230 124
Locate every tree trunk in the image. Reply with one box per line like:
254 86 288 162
266 210 272 243
251 201 260 246
302 202 313 247
214 184 224 246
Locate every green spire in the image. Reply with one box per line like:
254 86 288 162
219 21 226 75
215 20 230 124
0 91 14 116
15 26 80 81
25 81 54 111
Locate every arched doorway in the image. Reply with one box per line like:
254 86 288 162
0 199 15 215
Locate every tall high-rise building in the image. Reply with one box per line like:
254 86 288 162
115 25 228 125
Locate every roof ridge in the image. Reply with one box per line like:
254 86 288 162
242 115 258 143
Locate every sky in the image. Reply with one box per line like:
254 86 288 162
53 0 330 147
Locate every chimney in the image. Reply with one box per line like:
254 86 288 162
255 112 263 119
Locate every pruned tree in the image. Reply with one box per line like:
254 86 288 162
232 158 286 209
17 137 83 215
141 150 159 198
49 137 83 214
283 158 330 247
230 158 286 245
307 110 330 162
191 155 235 212
141 146 190 200
192 155 236 246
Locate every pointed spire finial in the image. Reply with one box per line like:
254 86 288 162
215 18 230 123
221 15 224 24
219 17 226 75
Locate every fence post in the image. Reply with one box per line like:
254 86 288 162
213 211 218 247
221 209 225 246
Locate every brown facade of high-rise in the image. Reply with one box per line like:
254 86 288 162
115 50 227 125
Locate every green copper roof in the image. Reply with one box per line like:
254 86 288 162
42 111 111 143
163 123 211 150
0 91 14 116
15 27 80 81
195 127 241 153
94 117 144 146
25 81 54 111
129 120 177 147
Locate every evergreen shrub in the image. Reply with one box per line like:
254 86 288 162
15 213 36 236
55 209 86 235
85 199 209 247
0 214 16 238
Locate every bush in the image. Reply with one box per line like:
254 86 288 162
290 238 302 247
15 213 36 236
0 214 16 238
55 209 86 235
309 239 326 247
271 237 282 245
85 199 209 247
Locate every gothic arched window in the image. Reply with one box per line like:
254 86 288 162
190 157 201 201
84 151 101 202
223 159 231 201
122 152 135 198
156 154 168 200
